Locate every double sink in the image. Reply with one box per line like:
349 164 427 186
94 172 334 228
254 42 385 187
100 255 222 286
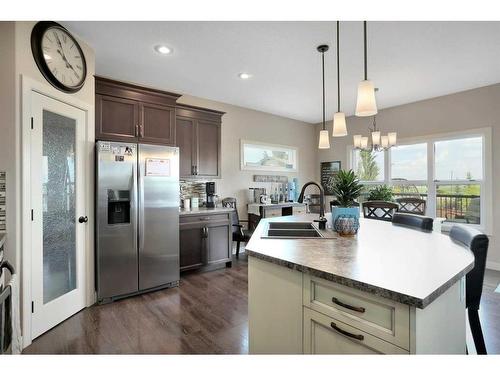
262 222 323 239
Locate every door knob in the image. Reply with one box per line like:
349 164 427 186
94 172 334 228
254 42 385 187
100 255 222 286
78 216 88 223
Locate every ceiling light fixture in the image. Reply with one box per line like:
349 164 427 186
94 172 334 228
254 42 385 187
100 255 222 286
154 45 172 55
355 21 378 117
317 44 330 149
238 72 252 80
332 21 347 138
353 90 397 152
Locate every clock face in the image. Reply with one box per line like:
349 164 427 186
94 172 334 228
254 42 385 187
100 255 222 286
31 22 87 93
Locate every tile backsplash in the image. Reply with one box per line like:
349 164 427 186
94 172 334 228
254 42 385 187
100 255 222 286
180 180 209 206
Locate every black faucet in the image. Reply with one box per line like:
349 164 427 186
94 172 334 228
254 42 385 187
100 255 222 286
297 181 327 230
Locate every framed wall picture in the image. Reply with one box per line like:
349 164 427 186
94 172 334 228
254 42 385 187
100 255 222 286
320 161 341 195
240 140 298 172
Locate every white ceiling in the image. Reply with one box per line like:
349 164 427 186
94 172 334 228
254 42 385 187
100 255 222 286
63 21 500 123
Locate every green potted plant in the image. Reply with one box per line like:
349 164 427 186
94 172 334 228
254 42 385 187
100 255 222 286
367 185 394 202
327 169 363 224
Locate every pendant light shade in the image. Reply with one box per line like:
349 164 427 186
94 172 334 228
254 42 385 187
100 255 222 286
356 21 378 117
319 129 331 149
317 44 330 149
353 134 362 148
332 112 347 137
381 135 389 148
388 132 397 146
332 21 348 138
355 80 378 117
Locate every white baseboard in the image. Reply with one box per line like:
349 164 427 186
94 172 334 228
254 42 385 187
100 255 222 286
486 260 500 271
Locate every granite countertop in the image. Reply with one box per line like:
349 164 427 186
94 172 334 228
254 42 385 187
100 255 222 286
179 207 234 216
245 214 474 309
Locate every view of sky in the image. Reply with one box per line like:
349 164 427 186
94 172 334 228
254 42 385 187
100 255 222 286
434 137 483 180
391 143 427 180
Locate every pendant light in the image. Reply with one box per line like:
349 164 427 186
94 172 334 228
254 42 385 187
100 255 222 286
355 21 378 117
317 44 330 149
332 21 347 137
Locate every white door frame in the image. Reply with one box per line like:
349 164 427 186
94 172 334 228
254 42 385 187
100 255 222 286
21 75 95 348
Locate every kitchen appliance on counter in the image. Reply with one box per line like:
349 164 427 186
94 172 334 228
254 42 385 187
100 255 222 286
96 141 180 303
206 182 216 208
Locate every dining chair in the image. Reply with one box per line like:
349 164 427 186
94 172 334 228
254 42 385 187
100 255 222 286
362 201 399 221
222 197 253 257
449 224 489 354
392 212 433 231
396 197 426 215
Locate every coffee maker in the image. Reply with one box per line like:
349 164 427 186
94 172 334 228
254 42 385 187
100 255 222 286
206 182 216 208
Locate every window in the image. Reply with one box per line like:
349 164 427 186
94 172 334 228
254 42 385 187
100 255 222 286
390 143 427 181
434 136 483 225
349 130 491 232
434 137 483 180
352 149 384 182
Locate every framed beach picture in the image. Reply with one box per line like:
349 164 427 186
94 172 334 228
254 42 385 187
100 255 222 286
240 140 298 172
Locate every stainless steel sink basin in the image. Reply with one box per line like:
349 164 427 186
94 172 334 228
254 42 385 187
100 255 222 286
262 222 323 238
266 229 322 238
268 222 315 230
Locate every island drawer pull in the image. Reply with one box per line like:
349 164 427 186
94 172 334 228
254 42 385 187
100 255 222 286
332 297 366 313
330 322 364 341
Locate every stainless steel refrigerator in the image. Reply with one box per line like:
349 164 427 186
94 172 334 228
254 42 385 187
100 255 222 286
96 141 180 303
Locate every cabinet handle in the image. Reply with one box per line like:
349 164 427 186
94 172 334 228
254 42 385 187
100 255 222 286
199 217 211 221
331 297 366 313
135 124 139 137
194 165 198 175
330 322 364 341
202 227 208 238
139 124 144 138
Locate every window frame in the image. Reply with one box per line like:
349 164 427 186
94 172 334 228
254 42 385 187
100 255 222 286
348 127 492 234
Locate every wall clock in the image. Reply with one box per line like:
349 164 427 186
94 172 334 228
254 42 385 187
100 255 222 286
31 21 87 93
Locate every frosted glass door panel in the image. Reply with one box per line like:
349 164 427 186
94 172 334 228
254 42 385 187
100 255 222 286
42 110 77 304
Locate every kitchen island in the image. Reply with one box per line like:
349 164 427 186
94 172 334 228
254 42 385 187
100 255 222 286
246 214 475 354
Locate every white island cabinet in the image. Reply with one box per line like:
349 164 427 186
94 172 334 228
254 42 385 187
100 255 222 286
247 214 474 355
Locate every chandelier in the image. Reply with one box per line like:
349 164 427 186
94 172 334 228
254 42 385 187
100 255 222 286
353 115 397 152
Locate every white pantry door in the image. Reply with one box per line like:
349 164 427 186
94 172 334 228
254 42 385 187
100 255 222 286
30 91 87 339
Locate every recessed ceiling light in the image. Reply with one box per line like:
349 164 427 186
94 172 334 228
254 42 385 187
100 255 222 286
238 73 252 80
154 45 172 55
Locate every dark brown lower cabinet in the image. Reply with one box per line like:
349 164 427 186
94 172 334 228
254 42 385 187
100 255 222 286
179 212 232 272
179 225 205 271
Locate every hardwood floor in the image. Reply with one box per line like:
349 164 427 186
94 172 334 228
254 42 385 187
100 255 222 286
22 256 500 354
24 254 249 354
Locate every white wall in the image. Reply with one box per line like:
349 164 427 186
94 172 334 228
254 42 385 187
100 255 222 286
316 83 500 268
0 21 96 340
0 22 16 267
177 94 318 217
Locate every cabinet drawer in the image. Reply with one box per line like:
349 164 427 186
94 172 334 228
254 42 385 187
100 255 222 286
303 275 410 350
303 307 408 354
292 206 306 215
180 213 230 225
264 208 281 218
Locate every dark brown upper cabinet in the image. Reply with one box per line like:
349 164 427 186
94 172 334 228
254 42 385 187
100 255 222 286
95 76 180 145
176 104 224 179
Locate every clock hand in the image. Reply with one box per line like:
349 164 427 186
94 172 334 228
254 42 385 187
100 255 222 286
54 32 63 50
55 49 80 78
